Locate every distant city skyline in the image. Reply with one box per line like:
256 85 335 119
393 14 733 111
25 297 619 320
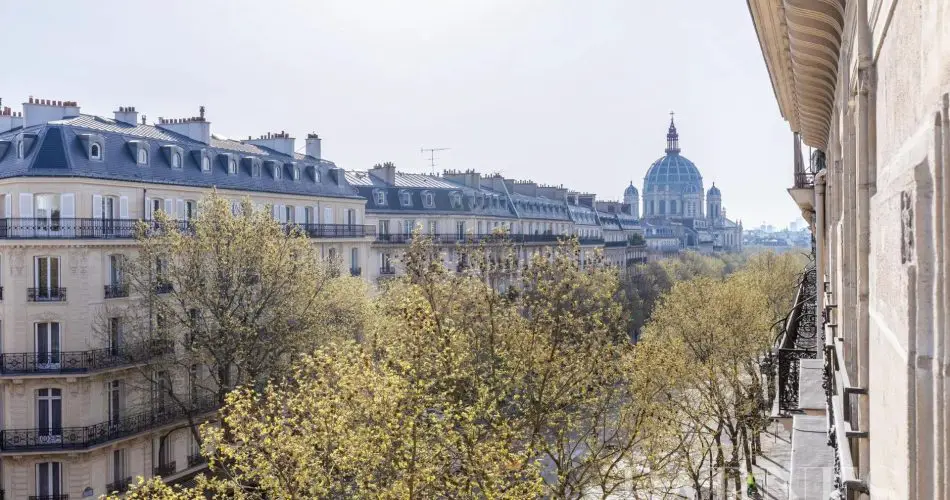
0 0 801 227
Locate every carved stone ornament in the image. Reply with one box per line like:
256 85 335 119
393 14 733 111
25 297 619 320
900 190 914 264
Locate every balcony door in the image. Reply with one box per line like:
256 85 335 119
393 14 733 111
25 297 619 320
36 389 63 444
35 322 61 370
108 380 122 428
34 194 62 233
34 256 61 300
36 462 62 498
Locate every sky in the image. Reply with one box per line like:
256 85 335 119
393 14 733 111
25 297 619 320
0 0 803 228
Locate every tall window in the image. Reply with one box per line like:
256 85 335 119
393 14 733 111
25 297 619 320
109 317 121 355
659 200 666 215
36 389 63 442
428 221 438 235
345 209 356 225
201 156 211 172
228 159 237 175
374 190 386 206
16 140 24 159
35 194 61 229
185 201 197 221
670 200 677 214
403 220 416 236
34 256 61 300
91 143 102 160
285 205 295 223
189 364 200 404
155 370 169 410
304 207 314 224
171 152 182 169
36 462 62 498
36 322 61 370
102 195 118 219
400 191 412 207
293 167 300 181
108 380 122 426
274 165 282 180
350 248 359 272
378 220 390 236
152 198 163 216
137 148 149 165
251 162 261 177
456 221 465 239
113 449 127 484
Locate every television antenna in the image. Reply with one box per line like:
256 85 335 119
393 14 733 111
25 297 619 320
421 147 450 175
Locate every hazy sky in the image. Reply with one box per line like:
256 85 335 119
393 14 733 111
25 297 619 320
1 0 802 227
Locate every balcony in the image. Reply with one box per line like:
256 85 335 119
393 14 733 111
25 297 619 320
27 287 66 302
0 219 374 240
104 283 130 299
604 240 627 248
106 477 133 494
153 461 177 477
28 496 68 500
379 266 396 276
0 394 219 452
349 267 362 277
187 453 206 468
154 281 173 294
772 265 819 413
578 237 605 245
0 339 174 375
374 232 566 245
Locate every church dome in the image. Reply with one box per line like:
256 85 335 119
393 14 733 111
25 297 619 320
624 182 639 196
707 183 721 197
643 117 703 194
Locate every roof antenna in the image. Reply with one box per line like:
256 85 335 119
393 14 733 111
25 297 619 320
420 147 450 175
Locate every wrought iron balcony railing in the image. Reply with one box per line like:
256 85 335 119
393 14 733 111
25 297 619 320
374 232 573 245
104 283 130 299
27 287 67 302
187 453 207 468
604 240 628 248
0 394 219 452
577 237 606 245
379 266 397 276
153 461 177 477
0 219 375 240
773 264 819 413
28 495 68 500
350 267 362 277
154 281 174 294
0 339 174 375
106 477 133 494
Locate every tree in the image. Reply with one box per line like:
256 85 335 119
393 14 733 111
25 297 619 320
96 192 366 449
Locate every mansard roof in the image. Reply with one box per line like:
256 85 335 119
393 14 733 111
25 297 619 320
346 170 515 217
0 116 358 199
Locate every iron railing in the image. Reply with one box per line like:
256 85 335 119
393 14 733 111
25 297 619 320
374 233 591 245
0 339 173 375
0 394 218 451
187 453 207 468
349 267 362 277
774 265 819 413
28 495 68 500
27 287 66 302
153 461 177 477
578 237 605 245
104 283 130 299
379 266 396 276
604 240 628 248
106 477 133 494
155 281 174 294
0 219 374 240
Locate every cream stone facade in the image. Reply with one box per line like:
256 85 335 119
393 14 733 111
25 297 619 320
749 0 950 497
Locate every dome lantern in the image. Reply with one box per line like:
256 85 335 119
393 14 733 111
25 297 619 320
665 111 680 155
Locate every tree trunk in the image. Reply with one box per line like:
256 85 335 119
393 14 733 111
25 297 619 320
741 425 753 472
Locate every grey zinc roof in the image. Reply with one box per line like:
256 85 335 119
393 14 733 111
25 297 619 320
0 118 360 200
348 170 516 217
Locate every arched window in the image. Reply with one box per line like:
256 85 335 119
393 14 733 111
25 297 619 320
670 200 677 214
293 167 300 181
274 165 282 179
171 152 182 169
201 156 211 172
251 161 261 177
17 140 24 159
659 200 666 215
228 159 237 175
137 149 148 165
90 143 102 160
315 170 322 182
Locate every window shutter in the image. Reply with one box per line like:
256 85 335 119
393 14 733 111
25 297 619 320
92 194 102 219
278 205 287 223
271 205 279 220
164 199 173 215
60 194 75 218
295 206 305 224
19 193 33 218
311 206 319 224
4 194 11 218
145 197 152 220
176 199 184 220
324 207 332 225
119 196 129 219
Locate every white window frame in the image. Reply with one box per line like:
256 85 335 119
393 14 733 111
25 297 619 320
374 191 386 205
292 167 300 181
171 152 182 169
400 191 412 207
137 148 149 165
91 143 102 160
274 165 283 180
201 156 211 172
36 388 63 443
228 159 238 175
35 461 63 497
17 140 24 159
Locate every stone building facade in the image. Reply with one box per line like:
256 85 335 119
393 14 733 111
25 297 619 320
749 0 950 497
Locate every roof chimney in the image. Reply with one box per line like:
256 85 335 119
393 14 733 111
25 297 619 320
22 97 81 127
305 133 322 160
155 106 211 144
0 103 24 133
114 106 139 125
368 162 397 185
245 132 296 157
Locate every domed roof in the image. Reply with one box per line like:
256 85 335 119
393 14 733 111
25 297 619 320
707 183 721 196
643 116 703 194
624 182 639 196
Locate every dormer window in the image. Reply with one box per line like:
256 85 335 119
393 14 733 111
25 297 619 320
16 140 23 159
374 190 387 206
228 159 238 175
315 169 322 182
201 156 211 172
274 165 282 180
400 191 412 207
422 191 435 208
252 161 261 177
450 192 462 209
292 167 300 181
90 143 102 160
171 152 182 169
137 149 148 165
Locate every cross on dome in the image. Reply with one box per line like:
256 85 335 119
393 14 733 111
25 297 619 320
665 111 680 154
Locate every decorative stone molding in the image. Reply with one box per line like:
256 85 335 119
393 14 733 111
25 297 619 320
10 248 25 277
69 248 90 276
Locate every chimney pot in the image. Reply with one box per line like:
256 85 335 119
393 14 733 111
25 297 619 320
29 96 33 104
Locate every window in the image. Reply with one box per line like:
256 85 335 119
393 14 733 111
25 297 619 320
113 449 127 484
315 170 322 182
293 167 300 181
374 190 386 206
109 317 121 355
402 219 416 236
304 207 315 224
34 256 61 300
350 248 359 272
400 191 412 207
109 254 124 286
274 165 282 180
324 207 333 224
378 220 390 236
91 143 102 160
108 380 122 425
155 370 170 409
172 152 182 169
345 208 356 226
251 161 261 177
670 200 677 214
16 140 24 159
285 205 295 223
152 198 163 216
201 156 211 172
450 193 462 209
36 388 63 442
456 221 465 239
36 462 63 498
35 194 61 230
36 322 61 370
137 148 149 165
102 195 118 220
428 221 438 234
423 192 435 208
189 364 199 404
659 200 666 215
185 200 197 220
228 159 237 175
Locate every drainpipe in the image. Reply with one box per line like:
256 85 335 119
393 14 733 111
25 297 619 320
814 171 827 348
855 0 873 490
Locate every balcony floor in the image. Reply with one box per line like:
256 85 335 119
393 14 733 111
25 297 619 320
789 415 834 499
